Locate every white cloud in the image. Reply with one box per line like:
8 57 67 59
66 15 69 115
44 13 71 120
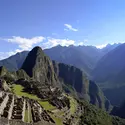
41 38 75 49
3 36 45 51
41 38 87 49
96 44 108 49
64 24 78 32
0 36 88 60
0 36 45 60
96 41 125 49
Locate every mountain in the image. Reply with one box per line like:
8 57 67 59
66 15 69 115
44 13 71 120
44 45 103 75
0 51 28 71
53 61 112 111
0 46 124 124
101 43 121 54
0 44 120 75
20 46 111 111
92 43 125 85
21 46 59 87
92 43 125 106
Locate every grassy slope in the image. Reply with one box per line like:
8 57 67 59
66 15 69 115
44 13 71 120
12 84 55 110
24 109 28 123
50 115 63 125
69 96 77 115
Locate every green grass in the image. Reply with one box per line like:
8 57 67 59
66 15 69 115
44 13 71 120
29 106 32 123
12 84 39 100
38 101 56 111
24 109 28 123
70 98 77 114
62 93 77 114
12 84 56 111
56 110 65 116
50 115 63 125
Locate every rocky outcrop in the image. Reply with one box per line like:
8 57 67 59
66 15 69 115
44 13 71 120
21 47 59 87
0 66 8 77
0 79 11 92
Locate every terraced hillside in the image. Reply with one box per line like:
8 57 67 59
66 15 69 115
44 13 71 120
0 91 56 125
0 88 83 125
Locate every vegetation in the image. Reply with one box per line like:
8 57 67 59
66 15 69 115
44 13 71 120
69 96 77 114
12 84 39 100
79 101 125 125
38 101 56 111
50 114 63 125
12 84 56 111
24 109 28 123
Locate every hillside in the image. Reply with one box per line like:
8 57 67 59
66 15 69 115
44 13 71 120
92 43 125 85
0 68 124 125
53 61 111 111
0 51 28 71
0 46 124 125
92 43 125 106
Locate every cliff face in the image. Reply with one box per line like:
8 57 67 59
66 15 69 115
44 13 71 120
53 61 112 111
21 47 59 86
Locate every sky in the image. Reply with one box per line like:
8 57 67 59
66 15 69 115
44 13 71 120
0 0 125 59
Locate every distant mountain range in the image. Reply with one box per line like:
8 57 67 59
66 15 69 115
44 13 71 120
0 51 29 71
92 43 125 86
0 43 120 75
92 43 125 106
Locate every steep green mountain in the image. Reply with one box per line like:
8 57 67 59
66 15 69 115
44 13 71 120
21 46 59 87
52 61 112 111
0 51 28 71
79 101 125 125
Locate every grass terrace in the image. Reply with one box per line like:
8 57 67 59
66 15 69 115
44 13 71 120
12 84 56 111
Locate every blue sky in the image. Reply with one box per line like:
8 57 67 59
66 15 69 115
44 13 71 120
0 0 125 59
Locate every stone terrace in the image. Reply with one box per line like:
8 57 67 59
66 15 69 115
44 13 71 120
0 91 56 125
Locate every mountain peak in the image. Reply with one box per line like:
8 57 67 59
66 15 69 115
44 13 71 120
21 46 59 85
30 46 44 55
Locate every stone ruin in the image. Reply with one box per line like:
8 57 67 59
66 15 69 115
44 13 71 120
49 96 70 110
0 91 55 125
